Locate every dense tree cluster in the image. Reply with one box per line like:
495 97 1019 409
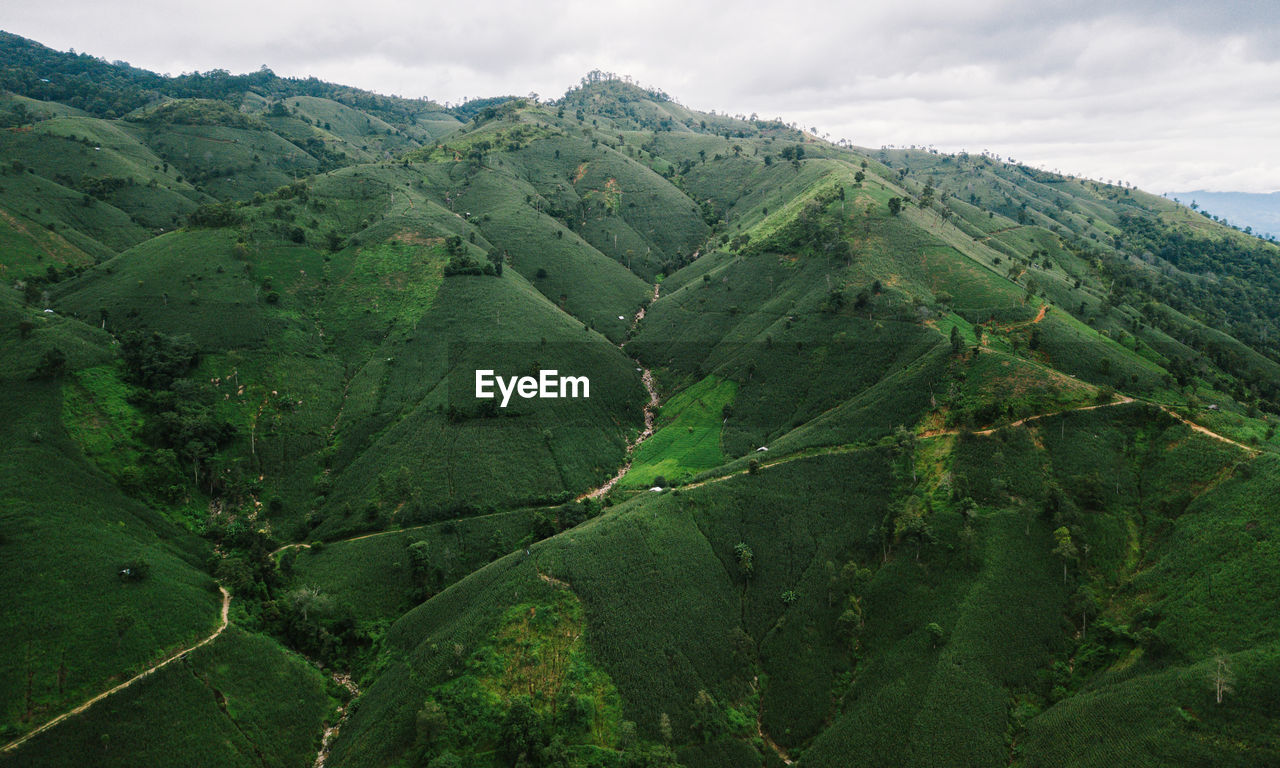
0 31 447 124
1079 216 1280 410
118 331 235 495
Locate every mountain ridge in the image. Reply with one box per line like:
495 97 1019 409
1166 190 1280 240
2 30 1280 768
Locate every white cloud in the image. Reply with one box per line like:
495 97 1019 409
6 0 1278 191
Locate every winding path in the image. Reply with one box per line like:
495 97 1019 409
268 503 557 559
681 395 1253 493
995 302 1047 332
1 587 232 755
947 395 1134 437
1154 403 1258 453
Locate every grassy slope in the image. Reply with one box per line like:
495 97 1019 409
7 70 1280 768
287 507 545 624
422 160 654 342
336 401 1280 768
0 292 220 741
327 105 1280 767
7 628 334 768
622 374 736 488
53 170 648 536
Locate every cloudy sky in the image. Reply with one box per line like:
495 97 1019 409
8 0 1279 193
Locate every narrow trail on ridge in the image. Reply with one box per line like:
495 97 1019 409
680 394 1255 494
919 395 1136 439
1 587 232 756
1154 403 1259 453
997 302 1048 331
267 504 554 558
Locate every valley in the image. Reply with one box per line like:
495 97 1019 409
1 33 1279 768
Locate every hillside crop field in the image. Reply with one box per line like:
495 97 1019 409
2 32 1280 768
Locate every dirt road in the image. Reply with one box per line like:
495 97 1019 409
1 586 232 755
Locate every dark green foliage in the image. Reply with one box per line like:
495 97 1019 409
133 99 267 130
7 38 1280 768
441 235 496 276
8 628 333 767
118 331 197 390
116 330 235 494
187 202 244 228
31 346 67 378
117 557 150 582
289 507 552 624
0 339 220 744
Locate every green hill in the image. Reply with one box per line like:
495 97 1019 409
3 33 1280 768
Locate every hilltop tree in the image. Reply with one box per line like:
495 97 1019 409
414 699 448 754
31 347 67 379
1072 585 1098 641
733 542 754 580
22 280 42 306
658 712 673 744
893 425 918 482
835 560 873 643
426 753 462 768
1207 654 1235 705
498 700 548 765
325 229 343 251
285 585 333 621
918 179 935 208
408 540 432 583
888 197 903 216
958 523 979 566
837 601 863 649
691 689 725 742
893 499 934 561
838 561 872 597
1052 526 1078 583
119 331 198 389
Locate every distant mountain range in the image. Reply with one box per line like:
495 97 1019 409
1167 190 1280 239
